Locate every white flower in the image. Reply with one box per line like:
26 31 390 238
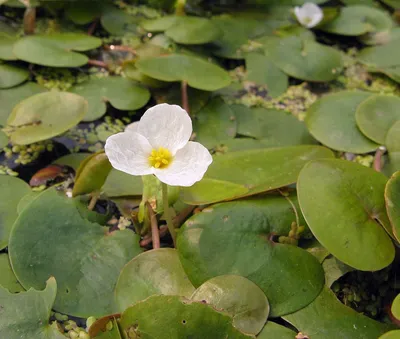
105 103 213 187
294 3 323 28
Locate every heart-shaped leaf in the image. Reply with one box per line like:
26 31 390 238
297 159 395 271
245 52 288 98
65 0 103 24
386 121 400 174
0 63 29 89
119 295 253 338
191 275 269 335
257 322 297 339
9 188 143 317
100 6 139 35
385 171 400 242
0 175 30 250
392 293 400 320
177 197 325 317
263 36 343 82
359 39 400 68
7 91 87 145
0 33 17 60
0 82 46 126
355 94 400 144
231 104 315 144
320 5 393 36
115 248 195 312
380 330 400 339
136 54 231 91
13 34 102 67
72 151 112 196
0 254 24 293
70 77 150 122
102 169 143 197
0 277 65 339
305 91 379 153
182 145 333 205
283 287 393 339
193 97 236 149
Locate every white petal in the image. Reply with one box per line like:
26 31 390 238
153 141 212 187
105 131 153 176
124 121 139 133
137 103 192 154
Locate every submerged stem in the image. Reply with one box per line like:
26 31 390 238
161 182 177 246
181 80 190 114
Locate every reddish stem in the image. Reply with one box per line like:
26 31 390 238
87 19 99 36
181 80 190 114
373 146 386 172
87 59 109 69
146 202 160 249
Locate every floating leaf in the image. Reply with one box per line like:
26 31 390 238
53 152 92 171
263 36 343 82
182 145 333 205
13 34 102 67
257 322 297 339
191 275 269 335
392 294 400 320
284 287 393 339
100 6 139 35
0 277 65 339
320 5 393 36
73 151 112 196
381 0 400 8
102 169 143 197
0 63 29 89
306 91 378 153
355 94 400 144
0 33 17 60
245 52 288 98
0 175 30 250
0 130 7 149
297 159 395 271
70 77 150 122
123 61 167 88
0 254 24 293
136 54 231 91
177 197 324 317
322 256 355 288
115 248 195 312
0 82 46 126
380 330 400 339
193 97 236 148
119 295 253 338
385 171 400 242
386 121 400 173
7 91 87 145
232 104 315 145
65 1 103 24
9 188 143 317
358 39 400 68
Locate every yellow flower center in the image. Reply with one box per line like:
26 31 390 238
148 147 172 169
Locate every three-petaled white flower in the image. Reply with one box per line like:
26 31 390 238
294 3 323 28
105 104 213 187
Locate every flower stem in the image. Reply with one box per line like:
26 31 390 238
161 182 177 246
146 202 160 249
175 0 186 16
373 146 386 172
181 80 190 114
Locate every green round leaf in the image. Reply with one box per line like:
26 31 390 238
355 94 400 144
9 188 143 317
115 248 195 312
70 77 150 122
13 34 102 67
136 54 231 91
284 287 393 339
7 91 87 145
297 159 395 271
0 82 46 126
358 39 400 68
305 91 379 153
263 36 343 82
392 294 400 320
257 322 297 339
0 63 29 89
245 52 288 98
120 295 253 338
0 277 65 339
0 175 31 250
191 275 269 335
322 256 355 288
193 97 236 149
53 152 91 171
385 171 400 243
102 169 143 197
0 254 24 293
177 197 325 317
65 1 103 24
0 33 17 60
386 121 400 173
165 17 221 45
232 104 315 145
380 330 400 339
381 0 400 8
182 145 333 205
320 6 393 36
100 6 139 35
72 151 112 196
0 130 8 150
141 15 178 32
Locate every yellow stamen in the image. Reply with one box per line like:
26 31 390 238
148 147 172 169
